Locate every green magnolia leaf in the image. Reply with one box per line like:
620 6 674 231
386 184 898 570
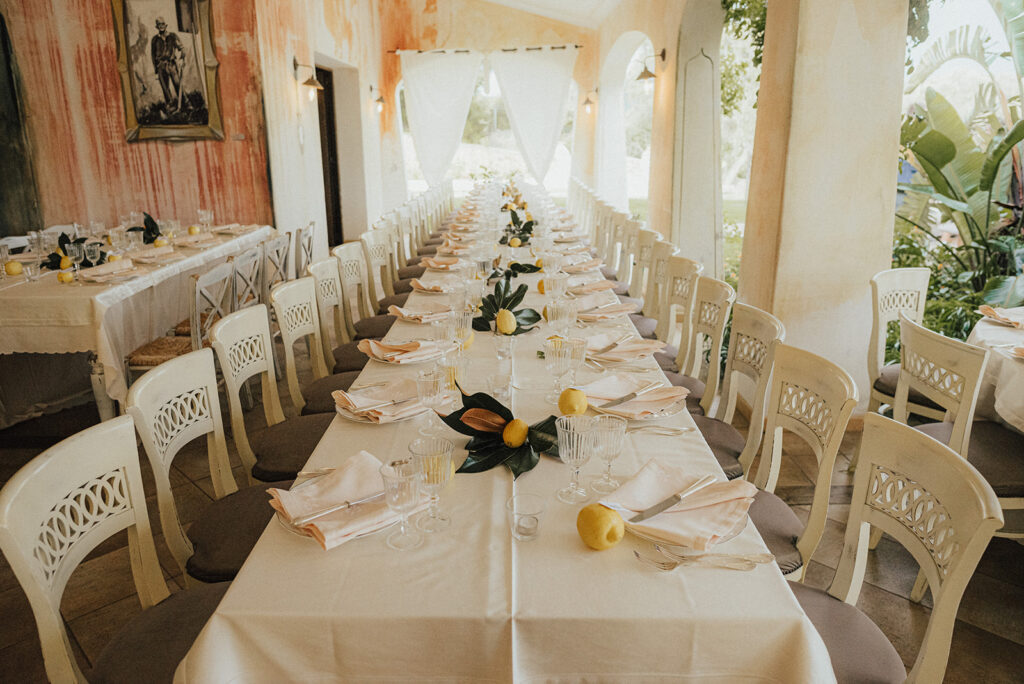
505 283 528 310
504 445 539 479
527 416 559 457
980 117 1024 192
499 235 509 245
514 308 541 327
510 263 541 274
897 183 972 213
981 275 1024 307
472 316 491 332
458 446 514 474
461 390 515 421
510 210 521 229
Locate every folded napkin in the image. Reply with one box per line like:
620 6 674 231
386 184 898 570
388 302 453 323
978 305 1024 329
437 242 472 256
176 232 218 247
420 256 461 270
269 450 427 550
1012 347 1024 360
558 244 594 255
601 459 757 551
80 258 136 281
332 378 425 423
577 302 638 321
587 333 665 362
448 223 477 233
571 280 616 295
411 277 459 293
442 232 476 244
129 245 174 262
551 224 575 232
579 373 689 420
216 224 255 236
357 338 447 364
564 258 603 274
554 234 581 243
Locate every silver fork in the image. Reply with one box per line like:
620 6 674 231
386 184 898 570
654 545 776 566
627 426 695 435
633 550 756 571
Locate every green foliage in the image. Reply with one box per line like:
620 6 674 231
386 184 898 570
472 275 541 335
721 0 766 67
720 47 748 118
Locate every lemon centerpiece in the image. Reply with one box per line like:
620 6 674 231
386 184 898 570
4 261 23 276
495 309 517 335
509 237 521 248
502 419 529 448
558 388 588 416
576 504 625 551
57 271 75 284
59 256 72 270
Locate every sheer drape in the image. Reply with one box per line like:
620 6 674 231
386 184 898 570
400 51 483 187
490 47 578 185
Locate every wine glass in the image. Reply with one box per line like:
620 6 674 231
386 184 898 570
452 309 474 351
545 271 569 299
379 459 422 551
565 336 587 385
0 244 8 280
416 367 446 436
65 242 85 286
198 208 214 232
409 437 454 532
545 298 576 338
555 415 594 504
89 220 106 239
591 415 627 494
127 230 143 251
85 242 102 268
544 337 572 403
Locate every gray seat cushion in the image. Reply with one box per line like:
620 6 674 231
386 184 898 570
301 371 361 415
612 280 631 296
600 266 618 280
655 347 678 372
185 481 292 582
333 341 368 373
662 372 705 415
90 581 230 684
393 277 415 294
873 363 943 411
252 412 335 481
691 415 745 480
748 490 804 574
424 236 444 245
354 314 396 339
417 245 438 256
405 255 424 267
788 581 906 684
398 265 426 279
916 420 1024 497
629 314 658 339
377 294 410 315
619 294 644 310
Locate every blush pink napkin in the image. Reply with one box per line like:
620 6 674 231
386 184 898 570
410 277 458 293
268 450 427 550
577 302 638 321
978 305 1024 329
601 459 757 551
387 303 452 323
570 280 616 295
586 333 666 362
356 338 447 363
420 256 460 270
578 374 689 420
564 258 604 274
437 242 472 255
80 258 137 281
332 379 426 423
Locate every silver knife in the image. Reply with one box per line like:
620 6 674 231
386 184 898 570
598 382 662 408
290 491 386 526
592 333 634 356
628 475 717 523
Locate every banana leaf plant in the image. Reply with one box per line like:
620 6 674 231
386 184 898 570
440 388 558 478
126 212 162 244
499 209 534 245
472 274 541 334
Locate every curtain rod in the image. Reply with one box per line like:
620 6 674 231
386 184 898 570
388 44 582 55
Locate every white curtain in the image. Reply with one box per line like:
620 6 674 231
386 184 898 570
490 47 578 185
400 50 483 187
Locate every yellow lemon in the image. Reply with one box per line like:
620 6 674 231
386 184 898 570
188 225 201 235
57 271 75 284
558 388 588 416
495 309 517 335
536 258 543 269
537 279 546 295
107 254 122 262
502 418 529 448
525 212 533 221
460 331 475 351
509 237 522 248
59 256 72 270
576 504 624 551
153 237 169 248
4 261 23 276
541 305 549 321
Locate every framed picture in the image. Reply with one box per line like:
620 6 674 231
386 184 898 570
111 0 224 141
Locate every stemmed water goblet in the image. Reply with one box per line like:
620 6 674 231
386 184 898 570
409 437 455 532
84 242 102 271
544 337 572 403
545 271 569 300
198 208 214 233
590 415 627 494
416 366 447 436
380 459 423 551
545 297 576 338
452 309 474 355
565 336 587 385
65 242 85 286
555 415 594 504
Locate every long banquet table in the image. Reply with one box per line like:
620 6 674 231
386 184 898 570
175 243 836 682
0 226 273 424
968 306 1024 433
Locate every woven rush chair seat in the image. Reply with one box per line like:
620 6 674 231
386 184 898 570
748 490 805 575
333 340 369 373
173 311 210 337
662 372 705 414
301 371 362 415
629 313 658 339
127 335 193 367
252 412 335 481
787 581 905 684
916 420 1024 497
185 481 293 582
90 581 231 684
690 415 744 479
355 314 396 339
872 363 943 412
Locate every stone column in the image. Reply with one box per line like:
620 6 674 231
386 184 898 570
739 0 909 404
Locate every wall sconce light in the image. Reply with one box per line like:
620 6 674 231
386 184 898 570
583 91 596 114
293 57 323 101
635 48 667 81
375 96 385 113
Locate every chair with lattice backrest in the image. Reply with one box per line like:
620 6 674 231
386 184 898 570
270 277 331 413
228 244 262 313
393 206 422 268
293 221 315 278
361 228 402 308
868 267 942 420
261 233 291 304
209 305 335 482
607 211 630 277
791 413 1002 683
657 254 703 349
644 240 677 332
0 415 230 683
332 242 396 340
593 202 613 266
627 227 659 304
615 219 640 290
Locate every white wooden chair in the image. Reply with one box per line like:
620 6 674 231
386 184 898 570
792 413 1002 683
261 233 291 303
623 229 664 336
229 245 262 312
749 344 858 581
644 240 677 331
361 228 410 313
209 305 334 482
691 303 786 481
664 276 735 415
294 221 315 279
657 254 703 350
331 242 396 340
0 415 228 683
270 277 331 413
868 267 942 420
127 348 287 584
307 257 361 373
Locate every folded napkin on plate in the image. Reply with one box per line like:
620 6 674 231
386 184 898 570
437 242 472 256
176 232 218 247
332 378 425 423
587 333 665 362
80 258 136 280
420 256 461 270
558 244 593 255
411 277 459 293
357 338 447 363
577 302 638 321
564 258 603 274
571 280 617 295
601 459 757 551
978 305 1024 329
129 245 174 262
388 303 453 323
216 224 255 236
448 223 477 233
550 223 575 232
554 234 581 243
442 232 476 244
579 373 689 420
268 450 427 550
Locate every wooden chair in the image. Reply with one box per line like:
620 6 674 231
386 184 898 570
293 221 315 279
663 276 736 415
331 242 396 340
624 229 665 335
307 257 365 374
642 240 677 334
793 413 1002 683
868 267 943 420
209 305 334 482
228 245 262 312
691 303 785 480
0 415 229 683
361 228 411 314
261 233 291 303
128 348 288 583
655 254 703 354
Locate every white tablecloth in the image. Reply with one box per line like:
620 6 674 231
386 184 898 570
175 261 836 682
0 226 273 408
968 307 1024 432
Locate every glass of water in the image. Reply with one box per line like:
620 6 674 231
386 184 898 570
409 437 454 533
590 415 627 494
507 493 545 541
555 415 594 504
380 459 423 551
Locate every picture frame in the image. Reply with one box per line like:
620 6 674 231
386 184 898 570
111 0 224 142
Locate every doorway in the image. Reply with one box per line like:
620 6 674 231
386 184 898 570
0 12 40 236
316 66 343 248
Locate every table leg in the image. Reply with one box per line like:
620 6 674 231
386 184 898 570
89 353 117 421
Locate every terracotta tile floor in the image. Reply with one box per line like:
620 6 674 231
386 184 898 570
0 350 1022 681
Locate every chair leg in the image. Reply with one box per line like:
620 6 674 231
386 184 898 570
909 569 929 603
868 526 884 550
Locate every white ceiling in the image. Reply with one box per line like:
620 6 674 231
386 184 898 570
479 0 621 30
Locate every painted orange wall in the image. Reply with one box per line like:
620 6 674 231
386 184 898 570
0 0 272 230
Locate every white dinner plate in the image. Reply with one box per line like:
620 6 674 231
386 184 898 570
334 403 429 424
589 395 688 421
627 514 747 551
367 351 445 365
410 287 453 295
